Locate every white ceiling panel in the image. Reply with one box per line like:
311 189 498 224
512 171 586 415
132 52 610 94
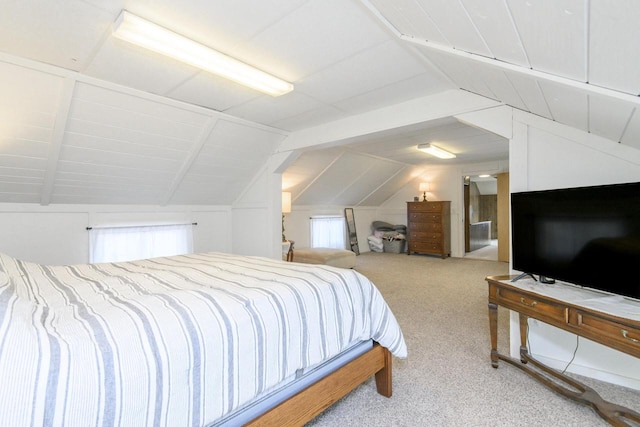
271 105 346 132
413 0 492 56
294 152 377 205
424 50 498 100
460 0 529 66
359 165 421 206
588 95 635 143
203 120 285 156
620 110 640 150
538 80 588 132
464 64 528 111
367 0 448 44
235 0 390 81
283 148 344 196
296 40 427 105
84 38 201 96
0 0 112 72
223 92 325 127
333 159 404 205
333 72 449 116
168 72 262 112
502 71 553 119
588 0 640 95
506 0 587 81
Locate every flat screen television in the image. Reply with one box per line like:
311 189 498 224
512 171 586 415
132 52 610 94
511 181 640 300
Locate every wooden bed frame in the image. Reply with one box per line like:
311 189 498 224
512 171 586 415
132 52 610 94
245 343 392 426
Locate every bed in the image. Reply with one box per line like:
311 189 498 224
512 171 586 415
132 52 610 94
0 251 406 426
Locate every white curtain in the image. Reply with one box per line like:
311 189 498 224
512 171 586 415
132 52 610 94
310 216 346 249
89 224 194 263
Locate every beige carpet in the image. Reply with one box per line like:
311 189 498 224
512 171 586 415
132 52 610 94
306 252 640 426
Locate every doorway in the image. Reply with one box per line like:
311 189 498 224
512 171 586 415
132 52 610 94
463 175 498 261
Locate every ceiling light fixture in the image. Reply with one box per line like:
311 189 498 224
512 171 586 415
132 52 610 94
112 10 294 97
417 143 456 159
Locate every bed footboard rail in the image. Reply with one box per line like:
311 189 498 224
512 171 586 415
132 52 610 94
244 343 392 427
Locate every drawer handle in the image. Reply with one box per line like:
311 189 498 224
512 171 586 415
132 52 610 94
622 329 640 344
520 297 537 307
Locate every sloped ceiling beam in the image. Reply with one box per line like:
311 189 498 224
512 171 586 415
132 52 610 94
160 117 218 205
40 76 77 205
403 36 640 107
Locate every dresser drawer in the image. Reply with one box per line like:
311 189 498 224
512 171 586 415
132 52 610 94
408 241 442 253
408 212 442 223
408 202 443 213
408 222 442 232
409 231 442 241
571 310 640 352
495 287 568 322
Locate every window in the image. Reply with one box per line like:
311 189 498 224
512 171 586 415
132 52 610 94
89 223 194 263
310 216 346 249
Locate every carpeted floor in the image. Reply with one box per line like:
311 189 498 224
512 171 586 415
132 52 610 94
306 252 640 426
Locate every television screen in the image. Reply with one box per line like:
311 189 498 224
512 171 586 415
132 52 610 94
511 181 640 300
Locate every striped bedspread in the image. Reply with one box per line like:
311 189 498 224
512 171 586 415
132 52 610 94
0 252 406 426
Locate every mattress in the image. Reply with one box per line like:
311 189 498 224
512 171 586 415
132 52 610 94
0 251 406 426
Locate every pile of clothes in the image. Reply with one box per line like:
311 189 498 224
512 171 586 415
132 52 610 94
367 221 407 253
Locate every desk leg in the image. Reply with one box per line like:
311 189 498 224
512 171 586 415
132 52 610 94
519 312 529 364
488 301 499 368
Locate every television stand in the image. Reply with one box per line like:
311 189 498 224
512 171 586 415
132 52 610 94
511 272 537 282
486 275 640 425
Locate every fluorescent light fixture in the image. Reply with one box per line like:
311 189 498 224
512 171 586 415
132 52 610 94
417 143 456 159
113 11 294 96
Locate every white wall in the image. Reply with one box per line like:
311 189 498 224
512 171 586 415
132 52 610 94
510 109 640 390
283 205 377 254
0 203 232 265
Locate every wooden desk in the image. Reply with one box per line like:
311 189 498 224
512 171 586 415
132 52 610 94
486 275 640 426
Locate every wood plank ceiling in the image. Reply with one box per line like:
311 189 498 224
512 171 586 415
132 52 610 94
0 0 637 206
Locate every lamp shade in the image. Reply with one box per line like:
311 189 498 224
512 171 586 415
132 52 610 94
419 182 430 192
282 192 292 214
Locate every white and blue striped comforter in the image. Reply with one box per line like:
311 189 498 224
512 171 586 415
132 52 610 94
0 251 406 426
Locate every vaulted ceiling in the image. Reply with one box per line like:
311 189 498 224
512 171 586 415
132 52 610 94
0 1 637 205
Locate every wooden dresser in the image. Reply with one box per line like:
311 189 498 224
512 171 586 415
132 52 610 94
406 201 451 258
486 275 640 425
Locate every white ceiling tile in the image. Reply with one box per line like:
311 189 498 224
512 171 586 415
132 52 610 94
68 98 203 141
334 72 451 115
506 0 587 81
368 0 448 44
167 71 262 111
334 160 404 206
413 0 493 56
538 80 588 131
74 83 211 126
503 71 552 119
588 95 635 142
298 40 427 104
223 92 324 127
84 37 200 96
58 145 182 172
0 0 112 71
203 120 285 155
460 0 529 66
620 110 640 150
424 50 498 100
588 0 640 95
271 104 346 132
234 0 390 81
